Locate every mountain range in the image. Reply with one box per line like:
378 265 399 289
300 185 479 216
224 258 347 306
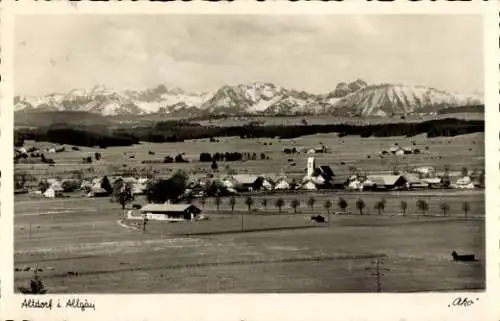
14 80 483 117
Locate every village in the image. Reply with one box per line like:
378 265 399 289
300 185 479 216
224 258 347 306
14 138 485 224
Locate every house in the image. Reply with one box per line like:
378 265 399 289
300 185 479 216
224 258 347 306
140 203 202 221
395 149 405 156
43 187 63 198
451 176 475 189
332 176 349 189
421 177 443 188
365 175 408 190
230 174 269 192
87 187 110 198
303 158 334 188
301 180 317 190
413 166 435 177
403 173 428 189
274 178 290 190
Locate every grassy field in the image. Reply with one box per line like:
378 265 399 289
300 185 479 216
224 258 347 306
14 189 485 293
15 131 484 183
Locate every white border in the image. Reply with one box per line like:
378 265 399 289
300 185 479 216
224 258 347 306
1 2 499 321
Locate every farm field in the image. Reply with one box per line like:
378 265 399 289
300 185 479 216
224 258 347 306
14 189 485 293
15 131 484 183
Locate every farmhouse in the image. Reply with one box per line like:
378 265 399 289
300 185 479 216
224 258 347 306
421 177 443 188
140 203 202 221
403 173 428 189
87 187 110 198
229 174 271 192
43 187 63 198
451 176 475 189
365 175 408 190
332 176 349 189
274 177 290 190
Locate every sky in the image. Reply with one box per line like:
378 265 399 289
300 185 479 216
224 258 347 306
15 14 483 96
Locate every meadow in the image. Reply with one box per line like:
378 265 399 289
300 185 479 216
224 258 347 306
15 131 484 185
14 187 484 293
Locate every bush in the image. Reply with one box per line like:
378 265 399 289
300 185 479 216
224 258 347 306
61 180 80 193
175 154 188 163
199 153 212 162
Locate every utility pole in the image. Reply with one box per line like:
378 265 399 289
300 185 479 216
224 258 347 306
365 257 390 293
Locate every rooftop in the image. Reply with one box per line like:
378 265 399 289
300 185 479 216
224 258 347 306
141 203 200 212
367 175 406 186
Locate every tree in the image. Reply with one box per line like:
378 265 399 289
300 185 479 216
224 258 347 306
290 199 300 214
440 202 450 216
416 199 429 216
275 198 285 213
307 197 316 212
261 198 268 211
356 198 366 215
324 200 333 226
142 216 148 233
146 170 188 204
39 180 50 193
199 153 212 162
229 196 236 212
14 131 25 147
244 196 254 212
374 199 385 215
14 172 27 190
61 179 81 193
478 170 485 187
441 170 451 187
214 195 221 211
211 159 218 171
101 176 112 194
324 200 332 214
337 198 348 213
113 179 133 210
400 201 408 216
462 201 470 219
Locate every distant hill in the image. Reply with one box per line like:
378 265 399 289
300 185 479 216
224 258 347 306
437 104 484 114
15 110 112 128
15 80 483 118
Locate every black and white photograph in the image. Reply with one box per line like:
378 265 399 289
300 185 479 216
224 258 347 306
13 14 486 294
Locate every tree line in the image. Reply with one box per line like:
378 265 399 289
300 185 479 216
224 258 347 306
194 195 473 219
15 118 484 147
199 152 268 162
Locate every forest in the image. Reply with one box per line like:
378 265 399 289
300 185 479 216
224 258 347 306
15 118 484 148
